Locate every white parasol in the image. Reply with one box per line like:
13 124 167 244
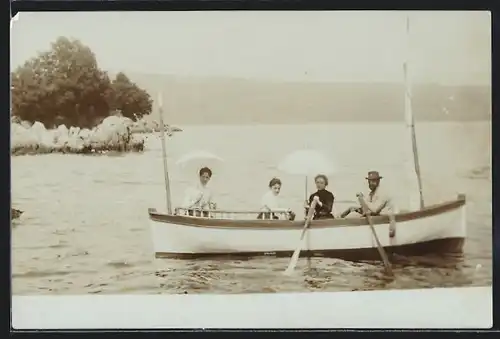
175 150 224 177
278 149 335 177
278 149 335 200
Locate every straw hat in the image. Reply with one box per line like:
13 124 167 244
365 171 383 180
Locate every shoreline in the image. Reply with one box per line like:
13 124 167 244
11 116 146 156
10 114 183 156
10 142 145 156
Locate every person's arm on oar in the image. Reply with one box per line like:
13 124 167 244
357 193 390 216
340 206 362 218
304 193 314 218
315 192 334 216
305 195 326 219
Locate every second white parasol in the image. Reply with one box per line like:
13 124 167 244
277 149 336 199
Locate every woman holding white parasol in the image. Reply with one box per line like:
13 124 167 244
277 149 337 218
182 167 214 216
176 150 224 216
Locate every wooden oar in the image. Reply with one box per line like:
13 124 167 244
284 200 317 276
358 196 394 277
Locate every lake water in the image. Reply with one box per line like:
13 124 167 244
11 122 492 295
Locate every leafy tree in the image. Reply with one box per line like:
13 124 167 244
11 37 152 128
11 37 113 128
109 72 152 120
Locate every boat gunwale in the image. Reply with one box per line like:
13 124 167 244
148 194 466 230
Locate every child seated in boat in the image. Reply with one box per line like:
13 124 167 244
258 177 295 221
304 174 335 220
182 167 215 217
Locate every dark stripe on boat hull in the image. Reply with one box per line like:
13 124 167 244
155 237 465 261
149 194 466 230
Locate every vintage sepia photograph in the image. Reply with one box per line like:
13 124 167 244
10 10 491 328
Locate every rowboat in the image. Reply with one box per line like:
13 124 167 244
148 16 467 261
149 195 465 260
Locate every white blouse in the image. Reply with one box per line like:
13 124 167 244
260 191 286 212
182 184 213 209
365 187 396 214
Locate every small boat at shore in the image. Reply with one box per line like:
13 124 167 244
11 208 23 220
148 17 467 261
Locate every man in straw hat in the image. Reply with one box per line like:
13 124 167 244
340 170 394 220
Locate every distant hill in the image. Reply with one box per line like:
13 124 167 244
115 72 491 124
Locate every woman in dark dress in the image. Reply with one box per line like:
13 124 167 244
305 174 335 220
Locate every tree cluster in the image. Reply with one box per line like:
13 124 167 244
11 37 153 128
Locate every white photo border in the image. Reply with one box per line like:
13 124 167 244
12 287 492 329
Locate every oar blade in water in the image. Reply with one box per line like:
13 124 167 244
284 243 304 276
283 200 317 276
357 195 394 277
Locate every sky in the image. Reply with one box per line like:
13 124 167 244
10 11 491 85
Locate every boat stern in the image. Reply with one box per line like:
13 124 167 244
457 193 467 239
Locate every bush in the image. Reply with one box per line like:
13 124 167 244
109 72 152 121
11 36 152 129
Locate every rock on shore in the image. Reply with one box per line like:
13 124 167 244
129 114 183 135
11 116 145 156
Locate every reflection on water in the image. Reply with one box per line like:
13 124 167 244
11 123 491 295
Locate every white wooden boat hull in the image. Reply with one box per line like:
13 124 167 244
149 195 466 261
